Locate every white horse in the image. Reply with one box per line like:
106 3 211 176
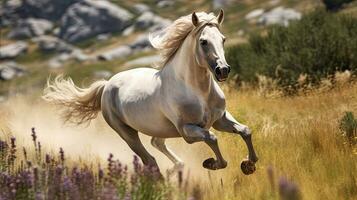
43 10 258 175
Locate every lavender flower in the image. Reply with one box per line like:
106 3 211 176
45 154 51 164
10 137 16 149
59 148 65 163
37 142 41 154
31 127 37 148
279 177 301 200
23 147 27 160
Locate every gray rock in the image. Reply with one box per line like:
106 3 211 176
22 0 81 21
48 49 91 68
97 33 111 41
130 34 152 51
135 11 171 31
93 70 113 79
245 9 265 20
59 0 133 43
97 45 132 61
122 25 135 36
33 35 74 53
0 42 28 60
133 3 151 13
258 7 302 26
0 0 25 27
48 53 72 69
71 49 91 62
157 0 174 8
8 18 53 39
0 61 26 81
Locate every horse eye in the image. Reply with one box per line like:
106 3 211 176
200 39 208 46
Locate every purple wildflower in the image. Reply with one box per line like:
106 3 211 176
59 147 65 162
37 142 41 154
45 154 51 164
31 127 37 148
10 137 16 149
23 147 27 160
279 177 301 200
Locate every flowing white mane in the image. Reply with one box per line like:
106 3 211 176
149 12 219 67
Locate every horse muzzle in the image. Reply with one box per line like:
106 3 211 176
214 65 231 82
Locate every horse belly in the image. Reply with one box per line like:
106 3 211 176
121 102 180 138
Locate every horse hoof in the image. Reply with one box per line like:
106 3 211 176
203 158 217 170
241 159 256 175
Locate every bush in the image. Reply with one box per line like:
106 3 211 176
339 111 357 145
227 10 357 92
322 0 354 11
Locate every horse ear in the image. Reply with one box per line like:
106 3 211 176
217 9 224 24
192 12 199 27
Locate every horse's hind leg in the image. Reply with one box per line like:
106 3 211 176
151 137 184 175
105 117 159 169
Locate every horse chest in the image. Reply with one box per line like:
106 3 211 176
177 94 225 129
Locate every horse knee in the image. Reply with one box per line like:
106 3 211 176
151 137 165 149
204 133 217 144
240 126 252 140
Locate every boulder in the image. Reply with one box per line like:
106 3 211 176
135 11 171 31
0 42 28 60
97 46 132 61
22 0 81 21
129 34 152 51
59 0 133 43
122 25 135 36
0 62 26 81
8 18 53 39
157 0 175 8
245 9 265 20
0 0 25 27
47 49 92 68
258 7 302 26
32 35 74 53
97 34 111 41
133 3 151 13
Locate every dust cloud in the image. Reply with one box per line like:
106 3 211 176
0 95 212 178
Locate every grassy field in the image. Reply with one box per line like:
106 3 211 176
1 81 356 199
1 1 357 198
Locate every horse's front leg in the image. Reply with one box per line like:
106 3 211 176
179 124 227 170
213 111 258 175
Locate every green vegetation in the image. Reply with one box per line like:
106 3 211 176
227 10 357 92
322 0 355 11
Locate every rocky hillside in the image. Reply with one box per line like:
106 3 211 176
0 0 356 99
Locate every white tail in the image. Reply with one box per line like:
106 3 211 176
42 76 107 125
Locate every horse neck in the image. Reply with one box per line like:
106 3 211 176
161 35 214 96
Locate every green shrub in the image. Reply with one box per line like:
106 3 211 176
322 0 354 11
227 10 357 92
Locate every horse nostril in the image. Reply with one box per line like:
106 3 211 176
227 65 231 73
215 67 222 76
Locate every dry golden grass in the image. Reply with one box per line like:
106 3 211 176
1 83 356 199
196 83 357 199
